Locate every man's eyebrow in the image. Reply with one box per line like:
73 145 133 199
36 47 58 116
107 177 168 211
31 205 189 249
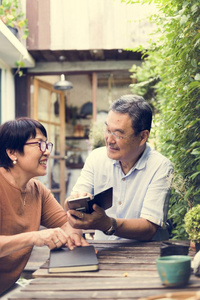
104 122 125 134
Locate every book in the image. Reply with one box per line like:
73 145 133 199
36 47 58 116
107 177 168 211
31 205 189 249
67 187 113 214
48 245 99 273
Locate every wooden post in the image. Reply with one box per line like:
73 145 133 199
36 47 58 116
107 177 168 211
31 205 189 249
92 72 97 121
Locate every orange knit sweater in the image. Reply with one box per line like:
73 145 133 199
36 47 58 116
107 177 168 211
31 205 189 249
0 168 68 295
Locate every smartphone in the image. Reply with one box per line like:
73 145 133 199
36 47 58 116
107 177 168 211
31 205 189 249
67 195 90 213
67 187 113 214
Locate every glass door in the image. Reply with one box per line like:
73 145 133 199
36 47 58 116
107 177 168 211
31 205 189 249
32 78 67 207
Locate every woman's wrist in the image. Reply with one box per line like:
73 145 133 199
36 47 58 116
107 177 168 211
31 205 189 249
30 231 39 246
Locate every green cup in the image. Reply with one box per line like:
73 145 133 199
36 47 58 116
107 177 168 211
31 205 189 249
156 255 191 287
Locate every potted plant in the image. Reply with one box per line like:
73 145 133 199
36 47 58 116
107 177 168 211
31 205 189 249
184 204 200 252
0 0 29 40
89 121 105 150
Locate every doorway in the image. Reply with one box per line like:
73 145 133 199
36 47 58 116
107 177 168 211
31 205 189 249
32 78 67 207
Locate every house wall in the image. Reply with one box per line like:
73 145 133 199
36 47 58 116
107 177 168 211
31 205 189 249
26 0 156 51
26 0 50 50
0 63 15 123
50 0 155 50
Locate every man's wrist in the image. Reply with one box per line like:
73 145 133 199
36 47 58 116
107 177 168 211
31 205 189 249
103 218 117 235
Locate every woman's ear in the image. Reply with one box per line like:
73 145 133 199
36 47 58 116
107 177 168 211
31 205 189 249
6 149 17 162
139 130 149 146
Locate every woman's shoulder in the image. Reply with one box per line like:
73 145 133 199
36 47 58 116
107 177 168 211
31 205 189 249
28 177 42 187
27 178 50 195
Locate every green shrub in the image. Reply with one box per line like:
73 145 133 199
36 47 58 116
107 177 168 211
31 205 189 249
126 0 200 239
184 205 200 243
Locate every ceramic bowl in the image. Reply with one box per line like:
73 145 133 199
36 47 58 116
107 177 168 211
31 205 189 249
156 255 191 287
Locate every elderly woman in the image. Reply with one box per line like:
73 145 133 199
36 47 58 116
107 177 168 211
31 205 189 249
0 117 88 295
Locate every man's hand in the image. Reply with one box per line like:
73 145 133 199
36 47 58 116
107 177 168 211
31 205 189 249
64 192 92 211
67 204 112 232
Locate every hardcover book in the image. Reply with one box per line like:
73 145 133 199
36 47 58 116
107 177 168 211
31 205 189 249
48 245 99 273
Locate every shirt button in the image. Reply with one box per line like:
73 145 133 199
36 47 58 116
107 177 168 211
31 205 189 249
118 201 122 205
122 178 125 181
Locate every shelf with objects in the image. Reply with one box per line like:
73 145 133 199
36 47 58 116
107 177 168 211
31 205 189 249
65 102 93 197
65 102 92 169
65 137 90 169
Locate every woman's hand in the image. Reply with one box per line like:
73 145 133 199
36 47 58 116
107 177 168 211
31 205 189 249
33 224 89 250
61 222 89 247
32 227 76 250
0 225 89 258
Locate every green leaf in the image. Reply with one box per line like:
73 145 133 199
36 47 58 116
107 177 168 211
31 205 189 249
180 15 189 25
194 74 200 81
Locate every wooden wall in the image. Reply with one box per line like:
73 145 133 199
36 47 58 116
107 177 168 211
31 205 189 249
26 0 156 51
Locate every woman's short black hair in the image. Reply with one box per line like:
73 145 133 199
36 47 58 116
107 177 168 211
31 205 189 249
110 94 152 135
0 117 47 169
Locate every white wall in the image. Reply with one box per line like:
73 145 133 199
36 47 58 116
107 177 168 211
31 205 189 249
50 0 157 50
0 62 15 123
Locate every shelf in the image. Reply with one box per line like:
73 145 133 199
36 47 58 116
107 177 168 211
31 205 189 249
65 136 89 140
66 163 84 169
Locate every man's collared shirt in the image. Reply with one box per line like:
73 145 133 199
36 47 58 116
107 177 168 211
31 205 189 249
72 144 173 240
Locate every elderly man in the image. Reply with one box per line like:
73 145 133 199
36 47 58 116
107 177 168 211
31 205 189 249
65 95 173 241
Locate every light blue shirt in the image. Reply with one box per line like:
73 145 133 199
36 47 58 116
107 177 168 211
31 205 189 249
72 144 173 240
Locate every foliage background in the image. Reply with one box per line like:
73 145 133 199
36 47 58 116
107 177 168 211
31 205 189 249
124 0 200 239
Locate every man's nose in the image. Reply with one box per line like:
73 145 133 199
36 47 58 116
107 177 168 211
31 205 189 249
106 133 116 143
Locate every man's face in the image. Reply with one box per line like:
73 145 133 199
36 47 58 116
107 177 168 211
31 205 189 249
105 111 144 164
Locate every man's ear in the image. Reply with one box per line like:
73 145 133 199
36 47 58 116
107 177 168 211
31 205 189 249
139 130 149 146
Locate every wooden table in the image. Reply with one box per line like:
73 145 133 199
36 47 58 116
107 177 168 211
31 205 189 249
7 240 200 300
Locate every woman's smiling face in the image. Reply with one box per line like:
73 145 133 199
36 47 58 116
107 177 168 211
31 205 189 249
14 129 51 179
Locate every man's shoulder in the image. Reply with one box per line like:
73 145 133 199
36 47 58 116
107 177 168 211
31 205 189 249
147 144 173 166
87 146 114 169
91 146 106 153
89 146 107 158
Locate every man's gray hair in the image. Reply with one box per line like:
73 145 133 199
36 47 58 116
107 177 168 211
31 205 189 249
110 95 152 135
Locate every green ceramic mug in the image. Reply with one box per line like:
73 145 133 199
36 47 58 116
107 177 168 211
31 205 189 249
156 255 191 287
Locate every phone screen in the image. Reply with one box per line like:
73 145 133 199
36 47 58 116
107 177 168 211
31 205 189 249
67 196 90 213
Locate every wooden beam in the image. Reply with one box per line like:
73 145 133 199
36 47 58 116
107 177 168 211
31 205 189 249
27 60 142 75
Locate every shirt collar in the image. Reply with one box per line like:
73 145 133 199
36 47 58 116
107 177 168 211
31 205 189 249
113 143 151 172
134 143 151 170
